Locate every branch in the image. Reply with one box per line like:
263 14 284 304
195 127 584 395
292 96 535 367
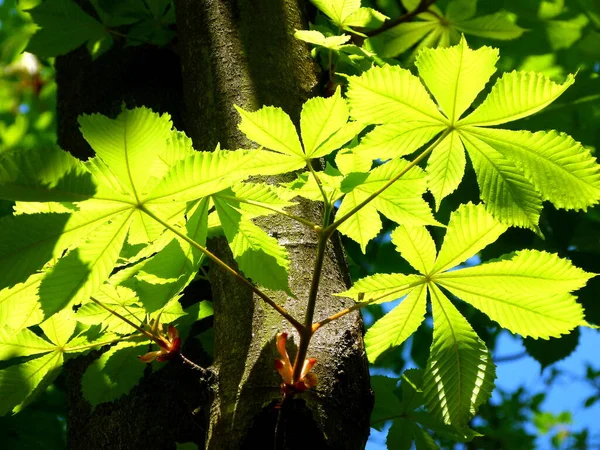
291 234 329 382
494 351 528 363
139 204 305 332
366 0 439 38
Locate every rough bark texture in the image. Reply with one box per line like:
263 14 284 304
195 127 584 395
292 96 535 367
175 1 371 448
59 1 372 449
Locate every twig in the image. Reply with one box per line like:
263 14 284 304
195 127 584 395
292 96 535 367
366 0 439 38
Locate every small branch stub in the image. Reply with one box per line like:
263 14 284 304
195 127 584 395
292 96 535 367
275 332 318 395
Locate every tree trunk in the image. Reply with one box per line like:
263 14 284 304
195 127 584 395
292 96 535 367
59 1 372 449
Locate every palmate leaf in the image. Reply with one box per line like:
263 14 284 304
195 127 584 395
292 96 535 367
354 122 445 160
24 0 109 59
0 146 96 202
293 30 352 50
346 37 600 230
235 93 361 163
338 203 593 427
0 352 63 415
371 0 524 58
468 128 600 210
0 312 78 415
310 0 387 31
434 250 593 338
0 107 267 332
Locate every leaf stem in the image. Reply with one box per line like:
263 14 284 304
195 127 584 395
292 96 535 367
308 161 331 208
312 279 425 332
180 353 208 372
64 333 146 352
366 0 439 37
139 204 304 332
217 194 319 230
89 296 161 345
322 130 449 237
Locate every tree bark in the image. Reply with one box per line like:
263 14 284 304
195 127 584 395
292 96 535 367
58 1 372 449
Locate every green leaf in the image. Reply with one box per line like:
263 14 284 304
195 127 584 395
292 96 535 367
523 328 580 369
0 147 96 202
24 0 109 58
75 285 143 335
432 203 507 273
460 132 543 233
38 211 133 317
287 170 344 204
365 283 427 362
354 122 444 160
415 36 498 123
434 250 592 338
0 207 127 290
81 341 148 408
338 273 424 304
301 88 349 158
454 12 526 40
469 128 600 210
238 149 307 176
293 30 351 50
235 105 304 158
423 284 496 427
39 310 77 347
336 149 372 175
372 21 438 58
0 328 55 361
336 186 382 252
0 273 44 332
310 0 360 28
387 418 417 450
0 352 63 415
413 425 441 449
459 72 575 127
370 375 402 429
214 195 290 292
346 65 447 125
135 198 209 312
344 7 388 29
144 150 259 204
391 225 437 274
337 158 440 251
79 107 173 199
400 369 425 412
426 131 466 208
227 183 297 218
446 0 477 22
